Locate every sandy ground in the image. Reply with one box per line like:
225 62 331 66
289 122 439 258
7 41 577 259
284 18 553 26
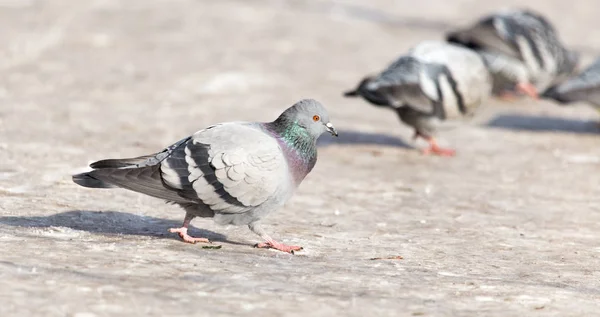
1 0 600 316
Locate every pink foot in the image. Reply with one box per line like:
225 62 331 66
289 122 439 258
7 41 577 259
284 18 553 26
255 241 303 253
496 83 539 101
516 82 539 99
421 146 456 157
169 227 210 244
414 133 456 157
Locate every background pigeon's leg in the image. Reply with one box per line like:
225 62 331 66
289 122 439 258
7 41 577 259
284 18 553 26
516 82 539 99
169 212 210 244
496 83 538 101
248 222 303 253
416 132 456 157
412 131 420 141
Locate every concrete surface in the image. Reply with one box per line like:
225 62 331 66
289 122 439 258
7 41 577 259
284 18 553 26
1 0 600 316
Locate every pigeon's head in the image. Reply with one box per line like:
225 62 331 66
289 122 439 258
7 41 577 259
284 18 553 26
281 99 338 138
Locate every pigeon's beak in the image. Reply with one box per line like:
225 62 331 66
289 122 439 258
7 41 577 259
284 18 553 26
325 122 338 137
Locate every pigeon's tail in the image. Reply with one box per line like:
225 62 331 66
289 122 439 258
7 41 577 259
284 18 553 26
445 30 465 45
344 76 377 98
72 155 158 189
72 147 197 203
72 165 162 191
344 77 392 107
540 86 570 105
445 30 481 51
343 89 359 97
445 31 462 44
72 164 192 203
72 171 118 188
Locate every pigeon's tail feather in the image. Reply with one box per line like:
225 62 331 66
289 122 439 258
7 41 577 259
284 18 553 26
446 29 487 51
90 155 156 169
72 172 118 188
89 136 192 170
446 31 465 44
541 86 570 104
345 76 375 98
343 89 359 97
72 166 192 203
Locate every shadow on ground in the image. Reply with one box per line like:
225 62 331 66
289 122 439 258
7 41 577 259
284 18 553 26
485 114 600 134
0 210 234 243
317 129 412 148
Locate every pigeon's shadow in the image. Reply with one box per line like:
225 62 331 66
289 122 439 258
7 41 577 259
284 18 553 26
485 114 600 134
0 210 241 244
317 129 412 148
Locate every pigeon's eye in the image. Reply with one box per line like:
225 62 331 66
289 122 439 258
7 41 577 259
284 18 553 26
312 115 320 122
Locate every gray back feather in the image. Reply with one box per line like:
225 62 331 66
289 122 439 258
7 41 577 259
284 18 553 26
542 58 600 106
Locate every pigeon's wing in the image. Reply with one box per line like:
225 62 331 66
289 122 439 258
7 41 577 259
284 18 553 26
161 123 286 214
542 59 600 106
410 43 491 118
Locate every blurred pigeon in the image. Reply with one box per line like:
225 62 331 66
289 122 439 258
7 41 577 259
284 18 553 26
344 41 492 156
447 8 579 100
73 99 338 253
542 57 600 112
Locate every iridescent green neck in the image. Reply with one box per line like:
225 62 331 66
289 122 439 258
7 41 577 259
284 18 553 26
267 118 317 162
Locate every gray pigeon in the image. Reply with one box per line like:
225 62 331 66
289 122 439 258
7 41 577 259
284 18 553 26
344 41 492 156
447 8 579 100
73 99 338 253
542 57 600 113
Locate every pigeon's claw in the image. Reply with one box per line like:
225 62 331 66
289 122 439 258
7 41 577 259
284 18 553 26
255 241 303 254
169 227 210 244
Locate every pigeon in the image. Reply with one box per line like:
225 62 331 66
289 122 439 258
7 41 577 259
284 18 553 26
344 41 492 156
446 8 579 100
542 57 600 112
72 99 338 253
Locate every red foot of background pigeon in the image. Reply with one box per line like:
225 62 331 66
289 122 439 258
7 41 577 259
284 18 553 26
415 133 456 157
422 145 456 157
516 82 539 99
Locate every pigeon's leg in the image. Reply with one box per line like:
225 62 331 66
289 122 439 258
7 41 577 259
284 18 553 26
515 82 539 99
169 212 210 244
412 130 420 141
416 132 456 157
496 83 538 101
248 222 303 254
